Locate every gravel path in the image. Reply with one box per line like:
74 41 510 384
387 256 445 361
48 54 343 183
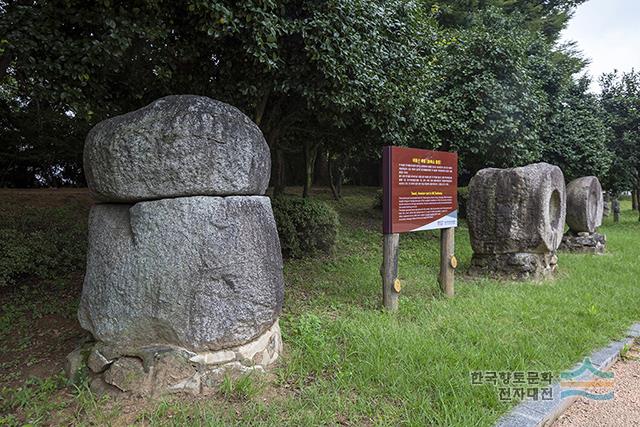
554 346 640 426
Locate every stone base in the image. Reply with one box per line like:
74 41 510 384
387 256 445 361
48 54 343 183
65 320 282 397
469 252 558 281
559 231 605 254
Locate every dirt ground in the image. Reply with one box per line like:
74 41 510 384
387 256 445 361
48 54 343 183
554 345 640 426
0 276 85 388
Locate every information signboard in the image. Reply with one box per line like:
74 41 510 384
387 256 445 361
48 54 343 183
382 146 458 234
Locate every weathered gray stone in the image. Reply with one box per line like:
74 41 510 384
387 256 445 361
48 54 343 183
189 350 235 366
471 252 559 280
84 95 270 202
64 346 89 384
467 163 566 279
468 162 566 254
167 373 202 395
78 196 284 352
89 376 122 397
565 176 603 233
103 357 148 393
559 231 606 254
82 320 281 397
87 347 113 373
151 352 199 395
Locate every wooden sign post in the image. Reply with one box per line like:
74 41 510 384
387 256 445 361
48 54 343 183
438 227 455 297
382 147 458 310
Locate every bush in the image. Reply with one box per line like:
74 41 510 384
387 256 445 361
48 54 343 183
457 186 469 219
0 204 88 287
272 196 339 259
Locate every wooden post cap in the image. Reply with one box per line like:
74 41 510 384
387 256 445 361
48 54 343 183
450 255 458 269
393 278 402 293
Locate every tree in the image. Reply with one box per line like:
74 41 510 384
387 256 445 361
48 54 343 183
600 70 640 205
0 0 608 193
1 0 439 193
541 76 612 182
424 9 549 176
423 0 588 40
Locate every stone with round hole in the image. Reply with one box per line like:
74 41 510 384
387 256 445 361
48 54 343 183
467 162 566 280
559 176 606 254
565 176 603 233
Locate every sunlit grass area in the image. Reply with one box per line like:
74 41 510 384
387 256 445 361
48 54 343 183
1 188 638 426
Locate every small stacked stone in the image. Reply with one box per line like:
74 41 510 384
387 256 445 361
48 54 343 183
467 163 566 280
66 95 284 396
559 176 606 254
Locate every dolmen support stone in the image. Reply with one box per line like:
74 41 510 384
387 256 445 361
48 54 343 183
467 162 566 280
559 176 606 254
67 95 284 397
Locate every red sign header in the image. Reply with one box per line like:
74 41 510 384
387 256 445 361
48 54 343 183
382 147 458 234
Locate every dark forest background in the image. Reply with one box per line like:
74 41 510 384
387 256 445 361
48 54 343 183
1 0 639 198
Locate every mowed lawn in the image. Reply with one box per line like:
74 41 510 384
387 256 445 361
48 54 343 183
1 187 639 426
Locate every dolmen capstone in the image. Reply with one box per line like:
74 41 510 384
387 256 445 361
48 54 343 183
559 176 606 254
65 95 284 397
467 162 566 280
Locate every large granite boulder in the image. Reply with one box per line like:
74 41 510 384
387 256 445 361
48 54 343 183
84 95 270 202
565 176 603 233
78 196 284 352
467 162 566 279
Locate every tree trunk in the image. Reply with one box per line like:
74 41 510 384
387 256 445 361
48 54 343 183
328 154 340 200
302 142 318 198
314 146 329 186
265 118 287 198
336 166 344 199
254 87 271 127
273 148 286 197
632 189 638 210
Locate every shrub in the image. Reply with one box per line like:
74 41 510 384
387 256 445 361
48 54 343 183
0 204 88 287
271 196 339 259
457 186 469 219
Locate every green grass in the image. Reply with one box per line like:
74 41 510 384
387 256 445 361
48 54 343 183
2 187 640 426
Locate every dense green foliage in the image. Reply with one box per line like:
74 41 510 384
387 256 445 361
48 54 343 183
425 9 548 172
457 186 469 219
272 196 339 259
0 203 87 286
0 0 436 191
543 77 612 181
600 70 640 195
423 0 588 39
0 0 621 190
